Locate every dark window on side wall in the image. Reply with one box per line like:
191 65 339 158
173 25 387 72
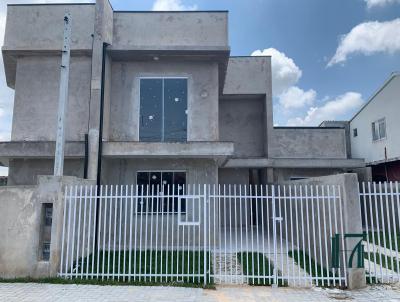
137 171 186 214
353 128 358 137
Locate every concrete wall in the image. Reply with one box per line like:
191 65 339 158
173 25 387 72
219 97 265 157
8 159 84 186
273 168 344 183
271 128 348 159
3 4 95 51
112 12 228 49
223 57 270 95
109 61 219 142
218 168 249 185
350 75 400 164
11 55 91 141
101 158 218 185
0 176 94 278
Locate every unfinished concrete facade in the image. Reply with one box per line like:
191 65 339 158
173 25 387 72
0 0 365 187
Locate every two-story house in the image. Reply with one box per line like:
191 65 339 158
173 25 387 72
0 0 365 190
350 72 400 182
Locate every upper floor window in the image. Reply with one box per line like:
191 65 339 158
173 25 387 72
372 118 386 141
353 128 358 137
139 78 187 142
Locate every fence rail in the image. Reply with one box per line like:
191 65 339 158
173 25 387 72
360 181 400 284
59 183 347 287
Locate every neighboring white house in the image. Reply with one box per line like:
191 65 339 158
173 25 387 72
350 72 400 181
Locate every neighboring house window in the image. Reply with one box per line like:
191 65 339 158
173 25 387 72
136 171 186 213
139 78 188 142
353 128 358 137
372 118 386 141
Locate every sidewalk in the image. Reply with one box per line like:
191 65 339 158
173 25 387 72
1 283 400 302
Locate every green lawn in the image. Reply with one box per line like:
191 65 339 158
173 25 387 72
365 252 400 273
236 252 286 286
68 250 212 285
288 250 334 287
367 231 400 252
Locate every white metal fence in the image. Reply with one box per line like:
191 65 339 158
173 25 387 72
360 181 400 284
59 184 347 287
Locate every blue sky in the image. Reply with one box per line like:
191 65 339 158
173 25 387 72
0 0 399 175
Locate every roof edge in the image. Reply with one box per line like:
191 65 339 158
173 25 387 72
350 72 400 122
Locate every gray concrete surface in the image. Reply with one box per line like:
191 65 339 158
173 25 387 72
271 127 348 159
11 55 91 141
219 96 265 157
0 176 94 278
112 11 228 50
109 61 219 142
0 283 400 302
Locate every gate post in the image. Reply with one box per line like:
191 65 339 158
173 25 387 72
271 185 278 287
341 174 366 289
203 184 207 287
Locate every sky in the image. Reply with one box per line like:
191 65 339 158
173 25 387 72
0 0 400 176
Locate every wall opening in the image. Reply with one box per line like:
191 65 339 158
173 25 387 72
39 203 53 261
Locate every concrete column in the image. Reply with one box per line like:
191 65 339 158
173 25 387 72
87 129 99 180
264 57 274 159
341 173 366 289
87 0 113 181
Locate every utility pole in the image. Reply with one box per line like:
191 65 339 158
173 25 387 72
54 13 72 176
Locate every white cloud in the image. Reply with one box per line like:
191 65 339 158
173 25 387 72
328 18 400 66
278 86 316 109
364 0 400 8
152 0 197 11
287 92 364 126
251 48 302 96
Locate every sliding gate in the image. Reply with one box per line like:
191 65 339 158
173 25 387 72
59 184 347 287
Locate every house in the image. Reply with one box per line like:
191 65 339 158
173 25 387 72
350 72 400 182
0 0 365 191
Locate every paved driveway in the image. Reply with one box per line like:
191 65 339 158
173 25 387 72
1 283 400 302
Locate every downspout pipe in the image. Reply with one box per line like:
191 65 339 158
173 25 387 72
97 42 108 187
95 42 108 248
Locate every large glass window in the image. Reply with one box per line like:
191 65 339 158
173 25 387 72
372 118 386 141
136 171 186 214
139 78 187 142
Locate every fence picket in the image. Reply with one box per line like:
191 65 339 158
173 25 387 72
58 182 355 287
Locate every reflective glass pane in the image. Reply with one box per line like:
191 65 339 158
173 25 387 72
139 79 162 142
173 172 186 213
379 120 386 139
164 79 187 142
137 172 149 212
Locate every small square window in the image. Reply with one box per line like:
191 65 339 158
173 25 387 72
353 128 358 137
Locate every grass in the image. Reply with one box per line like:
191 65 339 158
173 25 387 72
64 250 213 286
288 250 335 287
236 252 287 286
0 276 215 289
367 231 400 252
364 252 400 273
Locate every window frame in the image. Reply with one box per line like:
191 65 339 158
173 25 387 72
135 170 187 214
371 118 386 142
138 77 189 142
